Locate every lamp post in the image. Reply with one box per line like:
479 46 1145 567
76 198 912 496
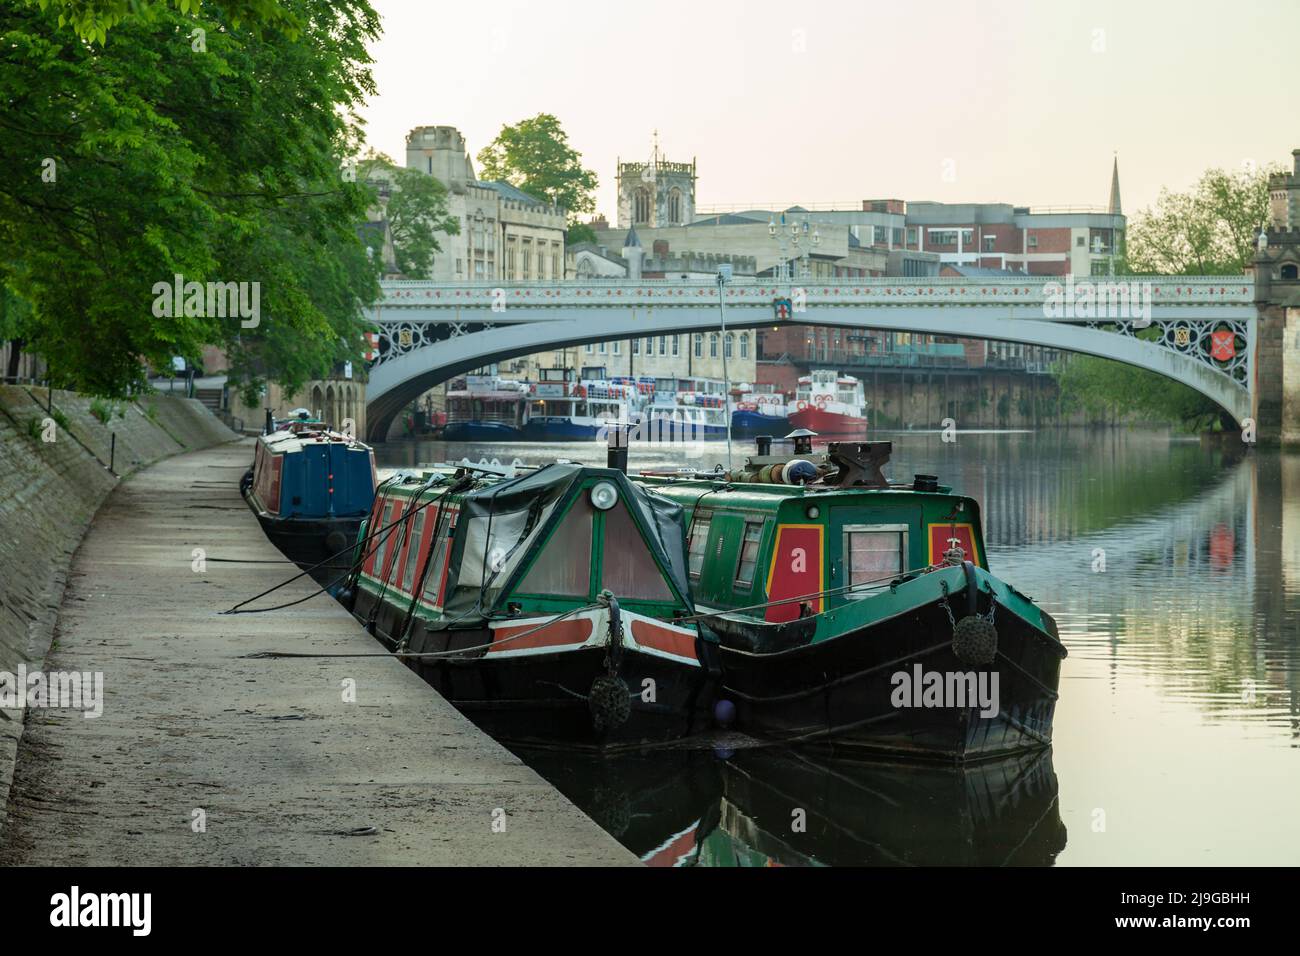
767 213 821 283
717 264 734 471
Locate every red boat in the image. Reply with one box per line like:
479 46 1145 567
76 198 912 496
788 369 870 437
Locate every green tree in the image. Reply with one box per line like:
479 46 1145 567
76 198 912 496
565 222 598 247
476 114 598 221
1126 164 1279 274
31 0 297 42
0 0 382 401
358 154 460 280
1052 162 1278 431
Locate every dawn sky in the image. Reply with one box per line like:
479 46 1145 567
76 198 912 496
359 0 1299 220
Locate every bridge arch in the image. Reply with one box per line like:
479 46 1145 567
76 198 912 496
363 278 1256 441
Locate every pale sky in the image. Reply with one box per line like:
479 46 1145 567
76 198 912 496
359 0 1298 220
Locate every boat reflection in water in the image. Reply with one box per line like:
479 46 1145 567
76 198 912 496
521 743 1065 866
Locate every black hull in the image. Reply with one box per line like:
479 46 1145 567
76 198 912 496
243 487 362 580
352 588 718 753
716 596 1064 763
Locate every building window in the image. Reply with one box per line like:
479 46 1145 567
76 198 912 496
585 343 594 354
668 188 682 224
1090 260 1110 276
928 230 957 246
1076 236 1086 247
598 341 607 354
694 334 703 358
1027 234 1038 248
983 236 996 253
724 333 733 358
672 335 680 356
709 333 719 358
612 339 621 355
645 336 653 355
635 188 652 224
873 225 888 246
632 338 640 355
658 335 667 355
521 239 532 279
740 332 749 358
907 227 918 246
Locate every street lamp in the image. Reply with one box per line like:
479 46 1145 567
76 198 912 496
717 264 734 471
767 213 820 283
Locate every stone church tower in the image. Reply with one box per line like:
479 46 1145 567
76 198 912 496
616 134 697 228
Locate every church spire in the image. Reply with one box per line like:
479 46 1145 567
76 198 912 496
1108 154 1122 216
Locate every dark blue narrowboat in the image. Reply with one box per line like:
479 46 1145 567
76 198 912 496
241 417 377 573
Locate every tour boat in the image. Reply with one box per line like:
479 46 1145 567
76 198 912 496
441 375 530 442
520 371 646 442
729 383 791 437
341 461 720 750
788 369 870 437
241 414 377 571
640 381 730 441
635 433 1066 762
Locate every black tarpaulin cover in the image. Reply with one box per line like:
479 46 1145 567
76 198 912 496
440 463 692 620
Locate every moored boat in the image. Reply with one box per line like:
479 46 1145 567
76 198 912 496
342 461 721 751
635 433 1066 762
730 382 791 437
442 374 529 441
520 369 646 441
788 369 869 437
241 413 377 573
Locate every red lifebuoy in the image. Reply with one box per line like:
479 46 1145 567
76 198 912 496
795 400 808 411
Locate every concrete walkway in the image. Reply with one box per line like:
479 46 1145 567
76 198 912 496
0 441 636 866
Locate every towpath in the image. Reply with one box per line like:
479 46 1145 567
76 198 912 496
0 441 636 865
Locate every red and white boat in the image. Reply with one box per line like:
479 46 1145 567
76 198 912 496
788 369 870 437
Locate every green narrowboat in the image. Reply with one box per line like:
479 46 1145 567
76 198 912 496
341 462 720 751
635 435 1067 762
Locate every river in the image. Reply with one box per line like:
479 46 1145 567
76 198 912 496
373 429 1300 866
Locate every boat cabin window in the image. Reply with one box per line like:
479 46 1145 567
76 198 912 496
734 520 764 590
400 512 426 592
600 503 674 602
370 500 397 578
421 511 455 606
843 524 908 598
517 498 594 597
687 513 712 579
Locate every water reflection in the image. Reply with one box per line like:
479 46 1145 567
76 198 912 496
375 430 1300 865
519 744 1064 867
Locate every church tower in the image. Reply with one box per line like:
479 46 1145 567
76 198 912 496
616 133 697 228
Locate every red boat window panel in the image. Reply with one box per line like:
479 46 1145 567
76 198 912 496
369 500 397 578
400 511 426 593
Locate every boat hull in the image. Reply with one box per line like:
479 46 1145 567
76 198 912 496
713 586 1064 763
520 417 604 442
788 405 869 437
442 421 523 442
351 589 719 752
246 505 363 579
731 410 790 437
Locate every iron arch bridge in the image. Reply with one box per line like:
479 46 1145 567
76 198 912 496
362 276 1257 441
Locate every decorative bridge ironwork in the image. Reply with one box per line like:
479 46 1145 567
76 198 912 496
362 276 1257 440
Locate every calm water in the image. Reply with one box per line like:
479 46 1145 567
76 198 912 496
374 431 1300 866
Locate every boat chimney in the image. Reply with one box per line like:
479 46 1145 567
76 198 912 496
756 435 773 456
785 428 817 456
606 423 629 473
264 408 274 435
